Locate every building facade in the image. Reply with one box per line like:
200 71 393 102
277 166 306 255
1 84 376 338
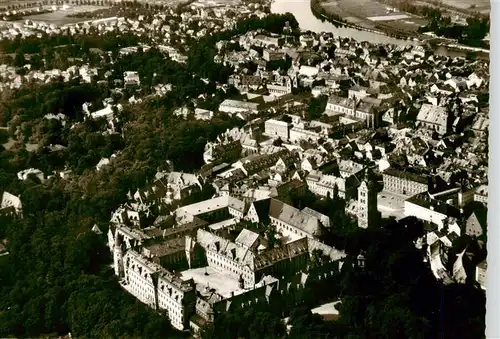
382 168 428 196
306 170 359 200
474 185 488 206
108 193 347 335
264 119 290 139
416 104 449 135
476 260 487 290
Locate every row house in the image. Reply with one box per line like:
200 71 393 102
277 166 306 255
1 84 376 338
416 104 450 136
338 159 365 178
265 198 321 239
148 172 203 206
267 83 292 97
203 140 242 164
235 149 296 177
325 95 356 116
311 86 331 98
348 86 370 100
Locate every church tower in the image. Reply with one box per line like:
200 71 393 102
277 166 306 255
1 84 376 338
357 177 379 229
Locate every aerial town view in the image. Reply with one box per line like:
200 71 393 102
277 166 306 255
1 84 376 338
0 0 490 338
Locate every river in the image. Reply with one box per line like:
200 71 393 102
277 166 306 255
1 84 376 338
270 0 485 59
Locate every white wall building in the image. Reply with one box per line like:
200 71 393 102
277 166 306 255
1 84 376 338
1 191 22 217
289 127 320 143
124 71 141 86
219 100 260 115
474 185 488 206
416 104 449 135
264 119 289 139
299 65 319 78
404 194 460 229
306 171 346 199
17 168 44 182
325 95 355 116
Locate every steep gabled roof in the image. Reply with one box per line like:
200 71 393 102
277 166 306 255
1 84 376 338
268 198 320 236
251 198 271 222
235 229 260 249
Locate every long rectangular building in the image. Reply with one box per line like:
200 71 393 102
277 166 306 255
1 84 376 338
383 168 428 196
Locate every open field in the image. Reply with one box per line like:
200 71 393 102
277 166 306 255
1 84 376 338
16 5 107 25
413 0 489 17
321 0 428 33
422 0 490 11
336 0 398 18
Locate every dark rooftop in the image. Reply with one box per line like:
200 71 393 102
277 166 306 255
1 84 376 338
383 168 428 185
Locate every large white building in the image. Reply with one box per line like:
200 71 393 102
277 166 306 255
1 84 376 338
404 193 461 229
416 104 449 135
289 126 321 143
264 119 290 140
325 95 355 116
325 95 379 128
219 99 260 115
383 168 428 196
267 83 292 97
109 194 347 334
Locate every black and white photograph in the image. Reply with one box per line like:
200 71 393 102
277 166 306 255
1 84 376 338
0 0 493 338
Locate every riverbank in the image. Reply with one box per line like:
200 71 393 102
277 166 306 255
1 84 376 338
309 0 489 57
310 0 424 41
438 43 489 60
310 0 388 36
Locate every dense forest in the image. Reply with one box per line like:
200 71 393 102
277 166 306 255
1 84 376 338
416 8 489 48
